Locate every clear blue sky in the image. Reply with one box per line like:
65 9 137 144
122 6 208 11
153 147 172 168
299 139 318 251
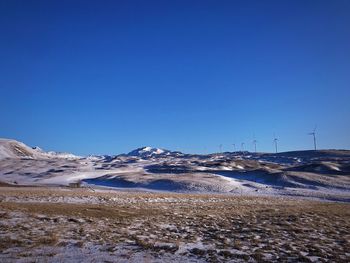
1 0 349 155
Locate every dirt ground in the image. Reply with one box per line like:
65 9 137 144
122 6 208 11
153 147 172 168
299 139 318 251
0 186 349 262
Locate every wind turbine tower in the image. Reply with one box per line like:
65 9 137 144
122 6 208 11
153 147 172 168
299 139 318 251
232 143 236 152
219 144 223 153
308 126 317 150
241 142 245 152
273 135 278 153
253 139 257 153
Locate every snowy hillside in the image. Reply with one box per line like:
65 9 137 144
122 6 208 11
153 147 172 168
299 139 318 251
0 138 349 201
0 139 80 160
0 139 42 160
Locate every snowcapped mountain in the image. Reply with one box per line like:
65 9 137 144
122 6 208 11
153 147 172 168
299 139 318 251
126 146 185 158
127 146 168 157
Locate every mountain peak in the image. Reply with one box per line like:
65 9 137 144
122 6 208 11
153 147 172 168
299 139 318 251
127 146 166 157
0 138 80 160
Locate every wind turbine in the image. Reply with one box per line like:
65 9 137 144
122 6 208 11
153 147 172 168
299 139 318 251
273 134 278 153
232 143 236 152
308 126 317 150
219 144 223 153
252 139 257 153
241 142 245 152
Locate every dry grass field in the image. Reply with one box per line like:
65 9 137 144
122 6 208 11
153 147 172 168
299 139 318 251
0 187 349 262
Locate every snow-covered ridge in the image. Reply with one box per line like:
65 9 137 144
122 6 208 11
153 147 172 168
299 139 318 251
0 138 350 201
32 146 81 159
0 139 80 160
127 146 167 157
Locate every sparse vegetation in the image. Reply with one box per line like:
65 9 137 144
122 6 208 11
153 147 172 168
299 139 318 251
0 187 349 262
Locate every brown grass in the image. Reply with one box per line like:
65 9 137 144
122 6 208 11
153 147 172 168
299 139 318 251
0 187 349 262
0 202 156 219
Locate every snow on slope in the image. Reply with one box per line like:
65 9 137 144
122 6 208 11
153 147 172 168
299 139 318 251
127 147 166 157
32 146 81 159
0 139 42 160
1 138 350 201
0 139 80 160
